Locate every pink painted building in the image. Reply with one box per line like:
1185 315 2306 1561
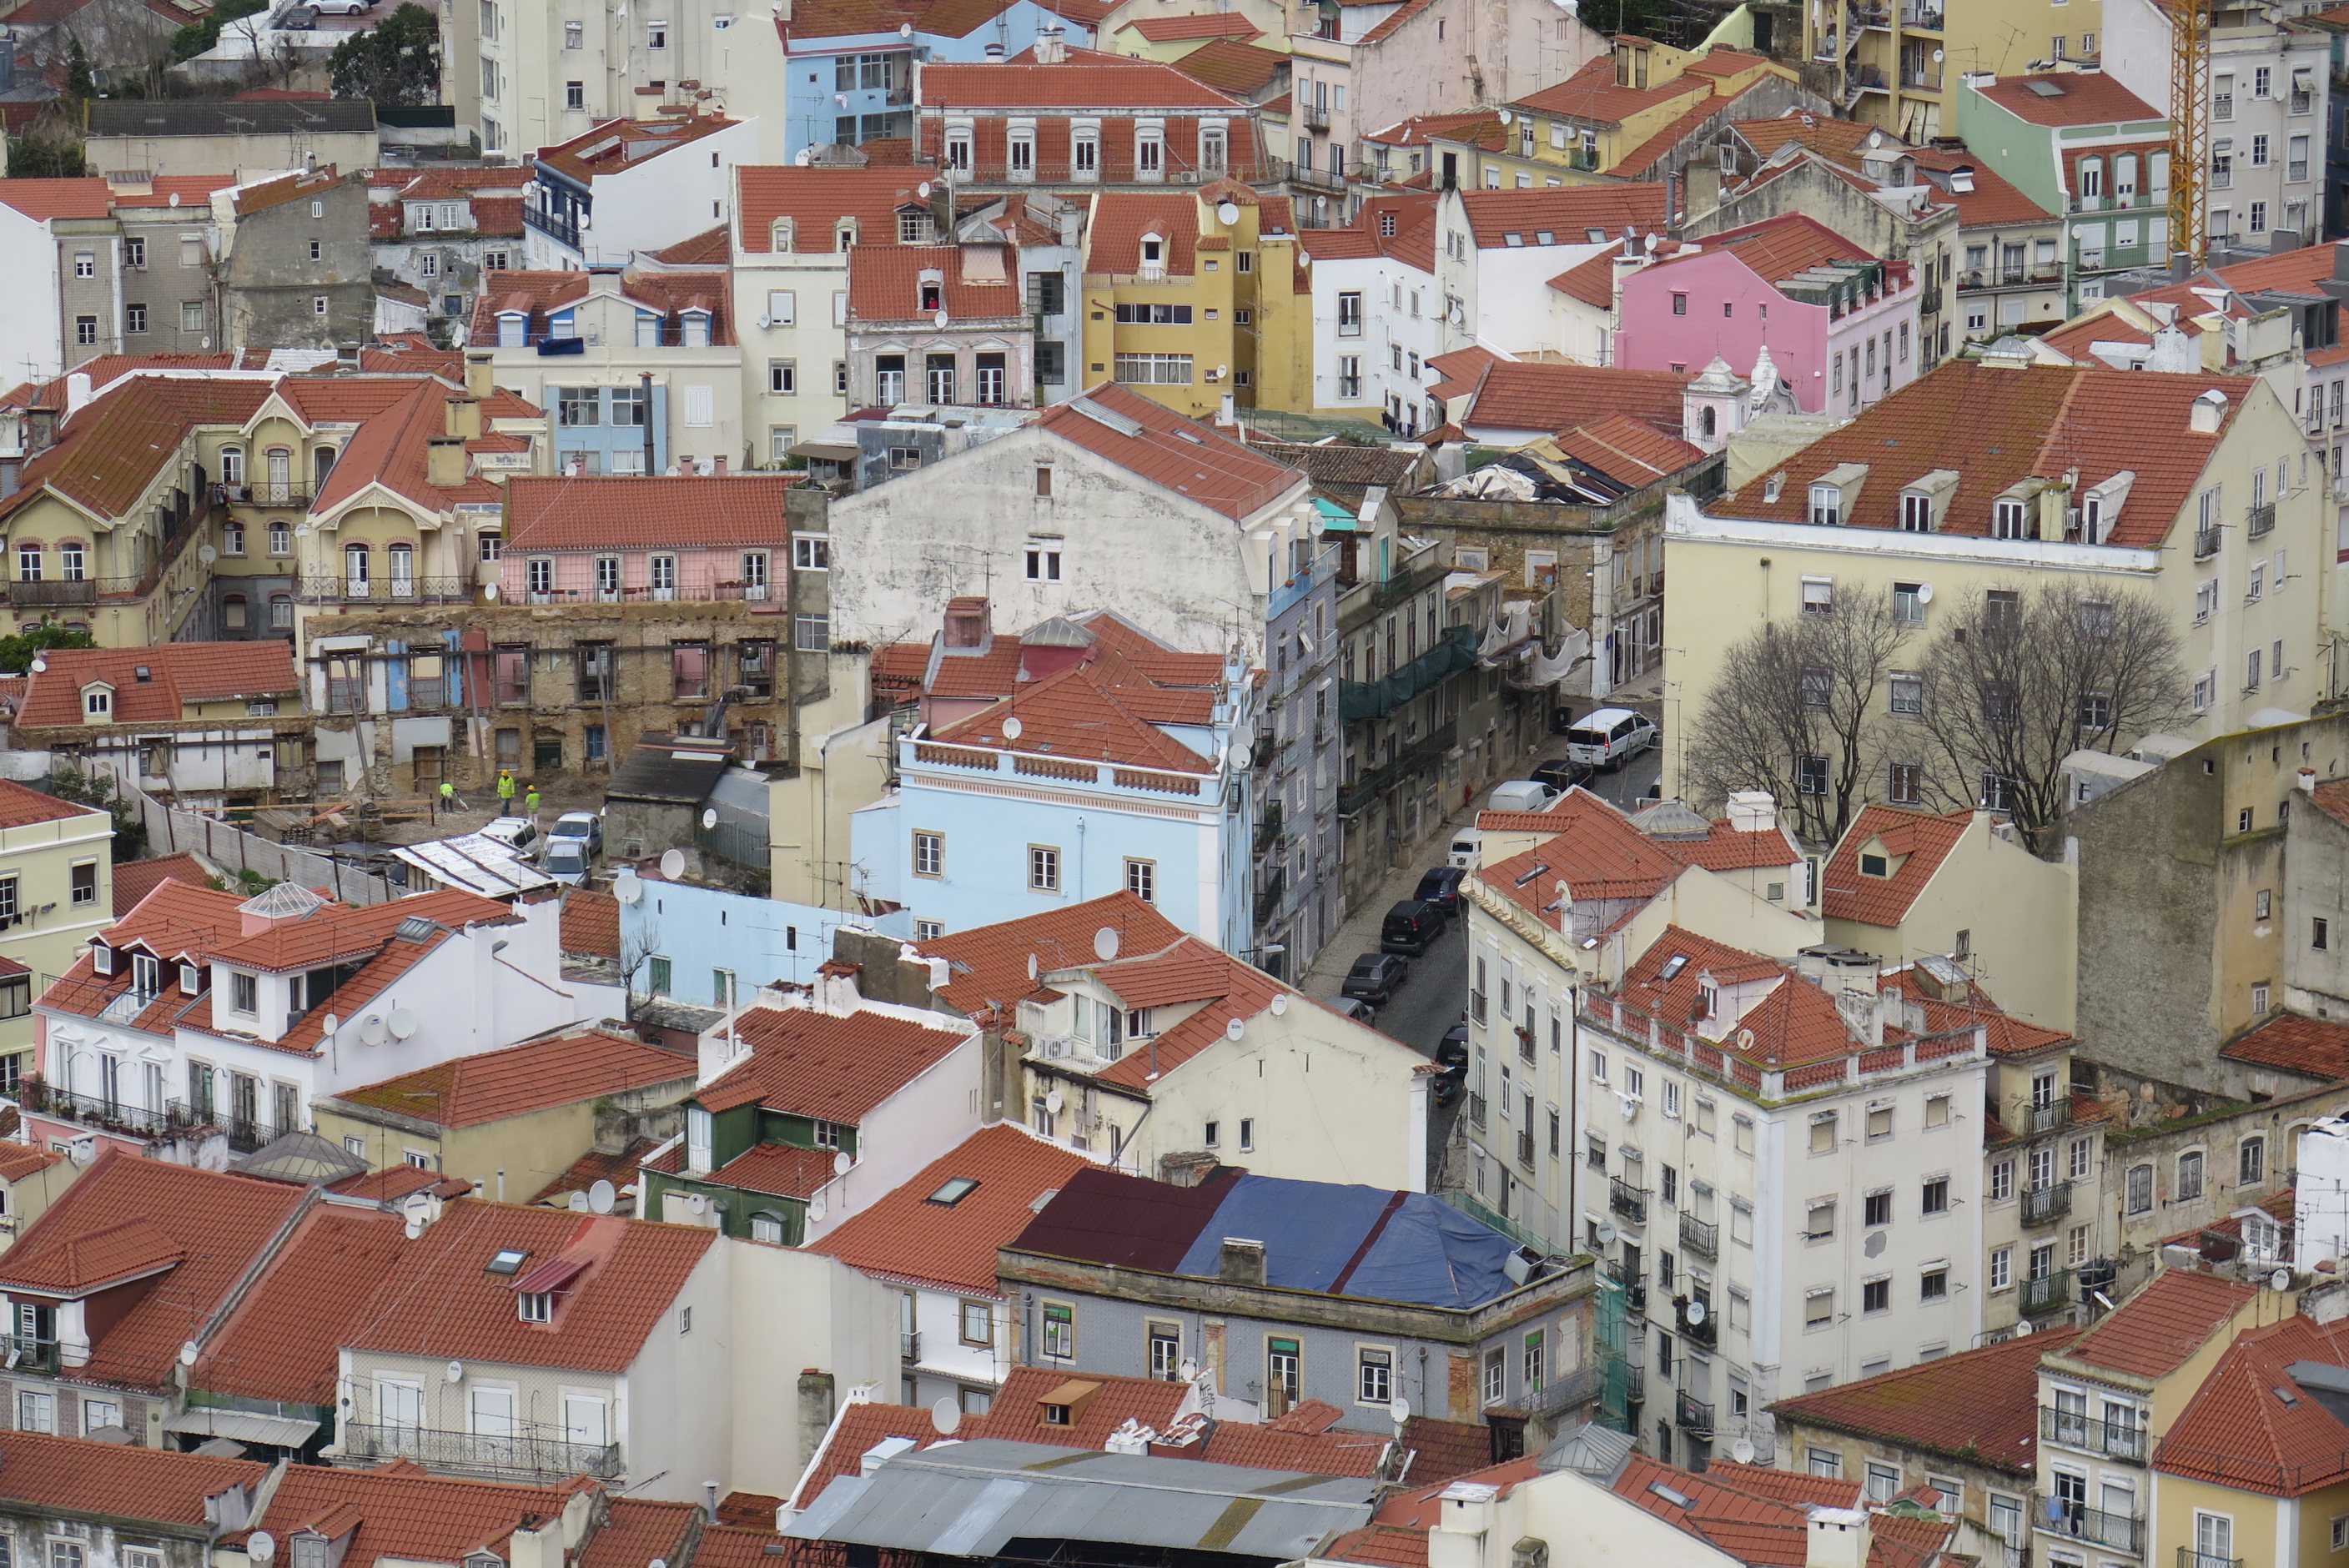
496 474 798 606
1617 214 1922 415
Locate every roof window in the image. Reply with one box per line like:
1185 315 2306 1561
1659 954 1689 981
928 1177 981 1205
486 1249 531 1275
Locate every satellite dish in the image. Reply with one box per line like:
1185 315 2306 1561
688 1191 709 1214
1003 716 1024 741
1045 1088 1065 1113
360 1013 388 1045
322 1013 340 1039
568 1189 591 1211
1731 1440 1756 1465
1225 742 1253 770
1269 993 1288 1017
918 180 933 199
1914 581 1935 604
1863 1230 1886 1259
808 1198 826 1222
2273 1265 2296 1291
1180 1357 1200 1380
933 309 950 330
2013 1319 2035 1336
1735 1027 1756 1051
485 583 500 602
1225 1016 1245 1041
387 1008 419 1040
1932 47 1944 60
1391 1395 1411 1424
1497 108 1513 124
1684 1299 1708 1325
1026 952 1039 981
1593 1221 1617 1247
832 1151 852 1175
199 545 218 564
1216 200 1240 226
66 1139 94 1167
702 807 718 830
27 656 43 673
931 1397 961 1435
169 191 182 208
589 1179 617 1214
615 872 643 904
445 1359 465 1383
248 1536 276 1566
1094 926 1119 961
179 1339 201 1368
660 847 687 880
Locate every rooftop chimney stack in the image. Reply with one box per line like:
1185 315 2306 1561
1219 1237 1266 1287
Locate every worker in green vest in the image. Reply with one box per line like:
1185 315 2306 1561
525 784 541 817
496 768 516 815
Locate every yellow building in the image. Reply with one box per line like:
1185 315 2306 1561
1805 0 2100 142
1079 181 1311 418
1662 357 2335 825
0 779 113 1083
309 1025 697 1204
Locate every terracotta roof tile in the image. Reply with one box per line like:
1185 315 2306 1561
698 1004 971 1123
707 1140 838 1199
536 113 741 183
15 642 297 730
561 887 622 959
529 1138 663 1209
789 1400 943 1510
1723 359 2254 550
848 242 1025 323
503 475 797 551
1458 185 1668 249
467 271 734 350
109 852 214 910
1772 1326 2081 1474
329 1163 468 1204
931 658 1217 773
0 779 105 831
1512 54 1708 124
1166 38 1287 94
2065 1268 2259 1379
735 167 927 254
1974 71 2163 128
0 1154 304 1389
332 1029 693 1129
1035 382 1303 520
0 1431 266 1523
694 1526 788 1568
1118 12 1260 39
1907 146 2055 225
0 178 114 221
1460 359 1692 436
1611 926 1860 1068
2223 1012 2349 1078
244 1463 580 1568
580 1500 696 1568
0 377 274 531
1822 805 1973 926
1661 210 1890 289
2155 1314 2349 1494
651 224 732 265
916 890 1183 1018
342 1199 714 1374
922 55 1245 108
0 1141 63 1182
808 1123 1094 1292
1552 412 1706 483
194 1204 411 1404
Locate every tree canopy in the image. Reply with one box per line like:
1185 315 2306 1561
329 3 441 105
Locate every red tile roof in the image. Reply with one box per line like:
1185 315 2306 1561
194 1204 411 1404
698 1003 971 1123
808 1123 1095 1292
2155 1314 2349 1495
242 1462 579 1568
921 54 1245 108
1512 54 1708 124
1118 12 1260 39
1876 966 2071 1060
0 375 274 530
0 779 105 831
0 1153 304 1390
468 271 734 349
503 475 797 550
1613 926 1863 1068
930 656 1218 772
915 890 1183 1018
2064 1269 2259 1379
707 1140 838 1199
528 1138 662 1209
0 1431 266 1524
1165 38 1287 93
1035 382 1303 520
1771 1325 2081 1475
580 1500 697 1568
1974 71 2163 128
110 852 214 910
561 887 622 958
1458 359 1692 436
2224 1013 2349 1078
1084 189 1202 275
1725 359 2256 550
341 1199 714 1373
1474 791 1798 936
736 167 929 254
790 1400 943 1510
332 1029 693 1128
0 178 114 221
1908 146 2055 225
536 113 742 183
1552 413 1706 483
310 379 534 515
15 641 297 729
1456 185 1669 250
1822 806 1973 926
1653 210 1888 289
695 1526 789 1568
848 241 1026 322
649 224 731 265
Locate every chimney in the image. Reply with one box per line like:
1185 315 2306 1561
703 1481 720 1516
465 351 495 398
445 395 482 440
63 371 91 419
1804 1508 1872 1568
427 435 469 488
813 958 864 1015
2190 389 2228 433
1723 791 1777 832
1035 23 1067 62
943 596 990 649
2301 768 2319 793
1219 1237 1266 1286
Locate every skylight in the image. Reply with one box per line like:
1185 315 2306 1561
928 1178 980 1206
1648 1481 1691 1508
1659 955 1690 981
486 1249 530 1275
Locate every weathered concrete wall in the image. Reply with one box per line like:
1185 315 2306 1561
223 173 375 353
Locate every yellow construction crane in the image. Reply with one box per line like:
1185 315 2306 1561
2170 0 2214 268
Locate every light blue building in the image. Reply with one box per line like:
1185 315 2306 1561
852 629 1255 949
779 8 1098 162
613 867 912 1010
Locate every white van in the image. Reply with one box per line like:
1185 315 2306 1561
1487 780 1562 815
1447 828 1486 869
1565 707 1658 770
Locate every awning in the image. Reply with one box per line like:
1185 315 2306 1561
790 441 859 462
163 1407 320 1447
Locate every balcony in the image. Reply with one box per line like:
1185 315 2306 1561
297 576 477 604
523 204 582 251
2040 1406 2149 1461
18 1077 191 1140
1623 1364 1645 1405
2020 1269 2073 1317
1516 1128 1536 1168
1675 1392 1714 1437
1610 1178 1649 1224
1920 284 1943 314
900 1330 920 1362
2250 500 2276 536
1679 1214 1718 1261
2035 1499 2141 1556
2027 1098 2073 1134
7 580 96 607
1604 1260 1647 1313
219 484 312 508
1335 721 1457 817
1523 1361 1604 1420
2180 1551 2242 1568
2196 529 2221 560
1302 103 1330 131
2021 1181 2073 1227
1900 2 1942 24
340 1422 622 1482
1677 1299 1718 1349
1 1335 58 1374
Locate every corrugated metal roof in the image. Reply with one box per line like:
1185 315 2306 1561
390 833 556 897
787 1439 1377 1558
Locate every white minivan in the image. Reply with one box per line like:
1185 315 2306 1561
1565 707 1658 771
1486 780 1562 815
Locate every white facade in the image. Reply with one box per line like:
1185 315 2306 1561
526 118 765 269
1313 248 1453 430
0 201 68 384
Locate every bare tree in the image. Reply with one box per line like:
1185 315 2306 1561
1683 585 1914 847
1916 583 2188 857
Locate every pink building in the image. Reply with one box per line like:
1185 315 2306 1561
497 475 798 606
1617 214 1921 415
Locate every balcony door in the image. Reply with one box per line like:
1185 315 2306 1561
375 1378 423 1431
265 449 292 505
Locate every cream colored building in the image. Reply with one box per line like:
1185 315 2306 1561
1807 0 2103 143
1662 358 2336 812
0 782 113 1081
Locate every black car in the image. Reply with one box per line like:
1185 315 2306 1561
1434 1022 1470 1069
1381 899 1446 955
1529 757 1595 794
1413 866 1466 912
279 5 318 25
1342 952 1410 1006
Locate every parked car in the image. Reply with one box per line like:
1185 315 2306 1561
1446 827 1485 870
1381 900 1446 955
1528 756 1595 794
313 0 368 12
1435 1022 1470 1069
547 810 604 857
1564 707 1658 771
279 6 318 27
1487 780 1562 814
1341 952 1410 1006
544 837 591 886
477 816 542 857
1413 866 1466 913
1330 996 1379 1028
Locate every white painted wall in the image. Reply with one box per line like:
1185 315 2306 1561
0 207 63 382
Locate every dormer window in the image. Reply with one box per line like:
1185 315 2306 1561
770 218 794 253
1809 484 1843 527
898 209 934 244
679 309 711 348
919 281 943 312
82 684 112 720
292 1537 328 1568
130 953 161 1001
836 218 859 250
496 310 527 349
1859 852 1889 877
465 1554 502 1568
90 942 113 976
179 962 202 994
1696 983 1718 1018
518 1292 551 1323
1900 493 1933 532
1993 497 2030 540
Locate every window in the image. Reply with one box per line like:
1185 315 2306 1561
1042 1303 1073 1357
2126 1163 2153 1214
1358 1347 1394 1404
1989 1246 2013 1290
1125 859 1155 902
183 300 205 330
1920 1265 1948 1301
1862 1277 1890 1313
794 536 830 571
2177 1148 2206 1201
1337 292 1363 336
518 1292 551 1323
1029 846 1060 892
961 1300 992 1346
124 303 147 334
1921 1175 1949 1215
2243 1136 2266 1184
70 861 95 907
73 316 96 346
1025 541 1062 581
795 613 830 652
1804 1289 1834 1330
913 832 943 877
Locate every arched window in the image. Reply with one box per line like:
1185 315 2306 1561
388 541 415 596
58 541 83 582
222 593 248 631
313 446 337 488
219 445 245 485
269 593 293 631
268 521 291 556
1700 406 1717 439
835 218 859 250
13 541 39 582
2079 156 2105 199
344 542 370 591
749 1212 787 1244
771 218 794 253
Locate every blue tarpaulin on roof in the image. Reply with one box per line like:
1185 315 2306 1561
1170 1175 1520 1309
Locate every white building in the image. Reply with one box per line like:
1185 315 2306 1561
523 113 763 269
